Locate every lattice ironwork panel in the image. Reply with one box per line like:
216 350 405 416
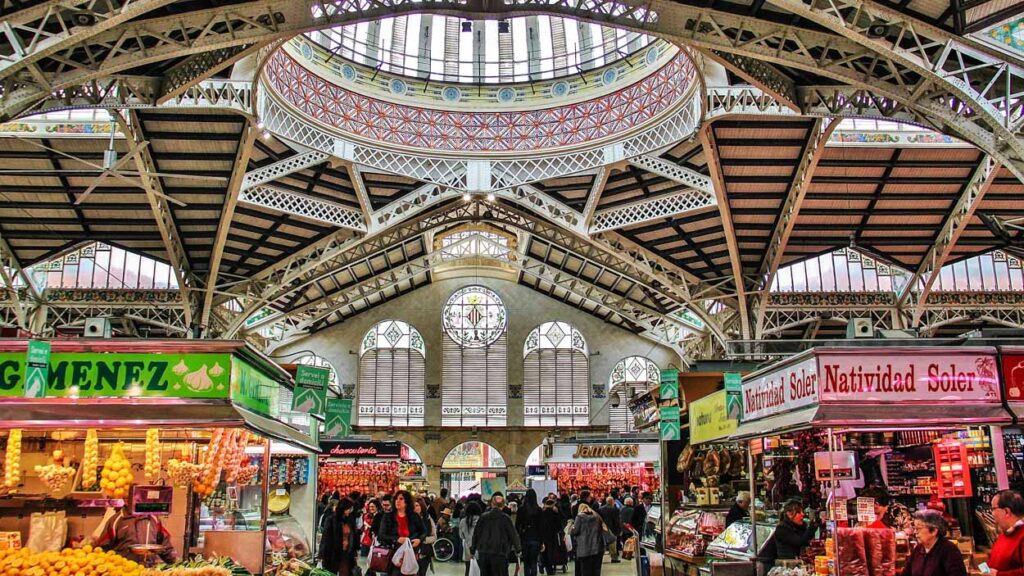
626 155 712 192
242 151 330 191
239 185 366 232
590 188 716 233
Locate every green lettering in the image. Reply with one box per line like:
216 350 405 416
71 361 91 390
0 360 20 390
147 362 168 391
95 361 120 391
48 361 67 391
123 361 144 390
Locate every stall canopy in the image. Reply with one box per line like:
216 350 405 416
0 339 318 452
732 347 1011 440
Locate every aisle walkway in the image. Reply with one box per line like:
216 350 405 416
421 557 636 576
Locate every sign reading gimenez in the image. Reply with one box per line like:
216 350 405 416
741 349 1001 422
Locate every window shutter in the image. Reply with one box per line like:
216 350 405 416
442 333 507 426
524 348 589 427
358 347 425 427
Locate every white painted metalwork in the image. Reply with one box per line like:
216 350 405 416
626 155 712 193
241 151 330 191
239 185 367 232
590 188 717 233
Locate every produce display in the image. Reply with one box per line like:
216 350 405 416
318 460 398 497
168 458 202 488
196 429 251 498
142 556 252 576
275 558 334 576
4 429 21 488
235 461 259 486
81 429 99 490
145 429 161 482
34 450 76 493
99 443 133 499
0 545 146 576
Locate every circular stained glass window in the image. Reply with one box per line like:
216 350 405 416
442 286 507 348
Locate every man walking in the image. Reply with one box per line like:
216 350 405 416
472 495 522 576
598 497 622 563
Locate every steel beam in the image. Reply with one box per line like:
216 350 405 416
239 185 366 232
118 110 196 328
201 120 257 331
753 118 839 338
626 155 713 194
589 187 716 233
241 151 330 191
348 164 375 228
581 166 609 231
700 125 750 339
902 156 1001 325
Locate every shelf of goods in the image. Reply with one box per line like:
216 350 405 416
548 462 659 498
319 461 399 497
0 339 318 576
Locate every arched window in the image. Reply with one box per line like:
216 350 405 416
442 286 508 426
523 321 589 426
607 356 659 433
358 320 426 426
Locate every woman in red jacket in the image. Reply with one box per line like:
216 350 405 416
988 490 1024 576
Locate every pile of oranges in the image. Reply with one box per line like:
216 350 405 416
0 545 144 576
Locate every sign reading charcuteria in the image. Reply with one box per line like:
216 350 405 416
741 348 1001 422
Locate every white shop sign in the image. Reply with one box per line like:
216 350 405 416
546 443 660 463
741 349 1002 422
818 350 1000 403
741 356 819 422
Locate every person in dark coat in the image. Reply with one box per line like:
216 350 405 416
725 492 751 528
597 497 622 562
378 491 426 576
570 504 604 576
539 499 567 575
516 489 544 576
630 493 653 535
471 497 521 576
773 500 818 560
319 497 360 576
558 494 571 522
901 510 967 576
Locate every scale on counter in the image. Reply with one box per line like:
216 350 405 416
128 485 174 516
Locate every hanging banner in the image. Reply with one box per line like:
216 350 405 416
292 365 329 415
689 391 737 444
659 406 680 441
24 340 50 398
660 368 679 402
324 398 353 437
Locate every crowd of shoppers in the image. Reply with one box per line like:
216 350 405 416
316 485 653 576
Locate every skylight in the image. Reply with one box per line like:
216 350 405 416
26 242 179 290
307 15 654 84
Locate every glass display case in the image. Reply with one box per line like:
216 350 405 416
705 520 775 561
640 503 663 550
266 514 313 571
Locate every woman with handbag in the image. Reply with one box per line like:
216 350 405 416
320 497 360 576
570 504 605 576
377 491 425 576
414 497 436 576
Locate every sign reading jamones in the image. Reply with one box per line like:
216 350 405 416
741 348 1001 422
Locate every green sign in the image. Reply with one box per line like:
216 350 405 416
726 392 742 421
24 340 50 398
660 368 680 401
325 398 353 437
659 406 681 441
292 365 329 415
0 351 232 398
231 359 280 417
724 372 743 393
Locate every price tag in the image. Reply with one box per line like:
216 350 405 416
276 488 287 496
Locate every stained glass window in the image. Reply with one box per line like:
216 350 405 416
442 286 508 426
607 356 659 433
523 321 589 426
359 320 426 427
441 285 507 348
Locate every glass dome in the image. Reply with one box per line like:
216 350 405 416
305 15 655 84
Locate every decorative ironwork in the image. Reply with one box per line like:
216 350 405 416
239 185 367 232
590 187 716 233
241 151 330 191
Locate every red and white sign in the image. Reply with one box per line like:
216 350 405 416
741 357 818 421
818 350 1000 404
1004 355 1024 401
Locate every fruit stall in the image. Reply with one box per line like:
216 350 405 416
0 339 320 576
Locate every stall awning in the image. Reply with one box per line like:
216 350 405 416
238 406 318 453
731 402 1011 440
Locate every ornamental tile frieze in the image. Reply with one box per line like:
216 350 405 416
768 292 896 308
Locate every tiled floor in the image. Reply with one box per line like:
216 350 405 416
417 556 637 576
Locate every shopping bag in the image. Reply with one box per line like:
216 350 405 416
469 558 481 576
27 511 66 552
393 540 419 575
369 539 395 573
563 532 573 553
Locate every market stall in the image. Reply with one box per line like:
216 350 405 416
441 441 507 498
0 339 321 576
544 440 661 500
317 440 424 498
664 390 751 576
730 346 1009 576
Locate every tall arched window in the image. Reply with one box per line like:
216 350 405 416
607 356 659 433
523 321 589 426
442 286 508 426
358 320 426 426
